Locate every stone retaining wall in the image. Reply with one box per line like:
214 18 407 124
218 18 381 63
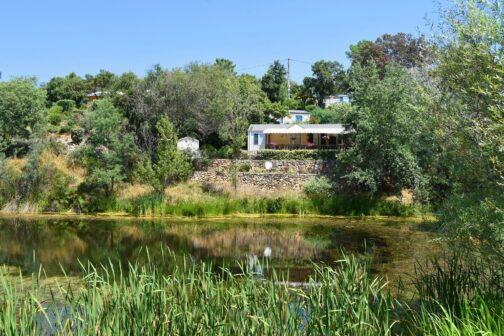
191 171 316 193
191 159 332 193
238 173 316 192
202 159 335 174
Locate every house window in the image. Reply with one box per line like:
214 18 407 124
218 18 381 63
308 133 314 143
295 115 303 122
339 96 344 103
253 133 259 145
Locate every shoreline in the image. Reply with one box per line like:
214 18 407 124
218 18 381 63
0 210 436 222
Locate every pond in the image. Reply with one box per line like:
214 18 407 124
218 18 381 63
0 215 439 287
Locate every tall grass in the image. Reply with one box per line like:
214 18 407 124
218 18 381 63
0 253 397 335
113 192 414 217
2 252 501 335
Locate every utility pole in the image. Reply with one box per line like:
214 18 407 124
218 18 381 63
287 58 291 98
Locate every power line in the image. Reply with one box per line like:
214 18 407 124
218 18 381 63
236 62 274 72
236 58 314 73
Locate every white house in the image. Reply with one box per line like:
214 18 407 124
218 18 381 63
278 110 311 124
247 123 352 152
177 136 200 157
324 94 352 107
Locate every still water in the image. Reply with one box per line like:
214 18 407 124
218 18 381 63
0 216 438 284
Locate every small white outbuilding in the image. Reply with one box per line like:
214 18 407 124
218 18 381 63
177 136 200 157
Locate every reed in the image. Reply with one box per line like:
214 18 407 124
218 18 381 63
0 253 397 335
118 192 414 217
1 252 502 335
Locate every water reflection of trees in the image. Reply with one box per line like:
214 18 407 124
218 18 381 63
0 218 421 280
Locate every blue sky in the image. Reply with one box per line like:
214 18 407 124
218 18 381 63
0 0 443 84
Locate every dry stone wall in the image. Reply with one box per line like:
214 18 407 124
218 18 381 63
202 159 335 174
191 159 334 193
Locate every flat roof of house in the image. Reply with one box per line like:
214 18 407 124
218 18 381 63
249 123 352 134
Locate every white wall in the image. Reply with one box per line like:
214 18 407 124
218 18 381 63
280 113 310 124
324 95 352 107
248 131 265 151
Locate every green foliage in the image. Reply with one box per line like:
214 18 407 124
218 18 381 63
85 69 117 94
347 33 428 71
339 63 429 195
79 99 137 196
45 72 88 107
217 74 268 154
303 176 334 197
138 116 192 195
438 190 504 257
261 60 288 103
1 251 503 335
70 127 84 144
303 60 347 106
434 0 504 188
0 253 398 335
0 77 46 156
262 101 288 123
55 99 76 112
214 58 236 74
309 104 354 124
0 150 76 211
254 150 339 160
237 162 251 172
130 64 258 153
115 191 414 217
47 105 64 125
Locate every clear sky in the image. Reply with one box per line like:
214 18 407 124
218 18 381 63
0 0 443 84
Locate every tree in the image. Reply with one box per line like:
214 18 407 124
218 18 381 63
339 64 430 195
305 60 347 106
129 64 232 153
85 69 117 94
45 72 88 107
0 78 46 156
309 104 354 124
430 0 504 255
218 74 268 154
261 60 288 103
347 40 390 69
80 99 136 196
347 33 428 71
376 33 428 68
214 58 236 74
139 115 191 195
434 0 503 187
111 71 140 113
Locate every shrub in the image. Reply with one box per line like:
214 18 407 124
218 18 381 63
56 99 76 112
437 190 504 257
70 127 85 144
303 176 334 197
48 105 64 125
59 124 71 134
237 162 251 172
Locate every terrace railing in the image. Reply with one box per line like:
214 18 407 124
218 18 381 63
265 144 347 150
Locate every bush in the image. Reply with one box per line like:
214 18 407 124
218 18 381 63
0 150 76 212
237 162 251 172
48 105 64 125
303 176 334 197
59 124 71 134
254 150 338 160
71 127 85 144
56 99 76 112
437 190 504 256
